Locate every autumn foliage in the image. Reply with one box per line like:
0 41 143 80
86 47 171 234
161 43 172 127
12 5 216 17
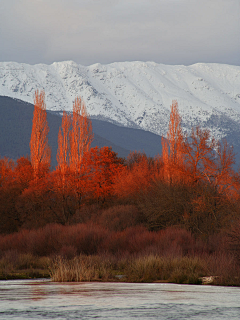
30 90 51 178
1 95 240 255
69 97 93 172
57 110 71 177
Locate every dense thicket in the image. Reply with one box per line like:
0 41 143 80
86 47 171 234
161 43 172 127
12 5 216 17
1 97 240 254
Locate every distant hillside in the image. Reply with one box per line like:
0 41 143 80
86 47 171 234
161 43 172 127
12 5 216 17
0 96 162 167
0 60 240 143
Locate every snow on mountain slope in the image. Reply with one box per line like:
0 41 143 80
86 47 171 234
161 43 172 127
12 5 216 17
0 60 240 140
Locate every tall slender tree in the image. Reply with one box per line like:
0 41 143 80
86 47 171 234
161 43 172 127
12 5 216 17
55 96 93 218
167 100 183 165
57 111 71 176
162 100 184 183
30 90 51 178
69 97 93 173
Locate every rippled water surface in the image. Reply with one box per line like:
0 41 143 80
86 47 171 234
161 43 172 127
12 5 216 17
0 279 240 319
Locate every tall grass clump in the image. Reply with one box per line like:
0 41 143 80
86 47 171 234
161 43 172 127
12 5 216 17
49 254 207 284
125 255 205 284
49 255 116 282
0 250 50 279
49 253 240 285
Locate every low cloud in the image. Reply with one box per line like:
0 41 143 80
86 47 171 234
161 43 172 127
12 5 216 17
0 0 239 66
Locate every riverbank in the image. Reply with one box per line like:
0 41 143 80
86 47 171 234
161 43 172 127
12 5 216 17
0 270 50 280
49 254 240 286
1 252 239 286
1 224 240 285
0 253 50 280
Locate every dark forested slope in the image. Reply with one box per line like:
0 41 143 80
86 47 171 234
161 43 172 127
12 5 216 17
0 96 162 167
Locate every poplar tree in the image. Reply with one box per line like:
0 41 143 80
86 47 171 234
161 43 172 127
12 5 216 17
69 97 93 173
161 100 184 183
30 90 51 178
57 111 71 176
56 96 93 216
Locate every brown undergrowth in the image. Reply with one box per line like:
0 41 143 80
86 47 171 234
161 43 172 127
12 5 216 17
0 223 239 285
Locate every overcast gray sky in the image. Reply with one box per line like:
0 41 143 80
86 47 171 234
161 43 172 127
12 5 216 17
0 0 239 66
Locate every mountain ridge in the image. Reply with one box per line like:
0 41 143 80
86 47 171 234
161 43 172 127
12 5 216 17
1 60 240 165
1 60 240 138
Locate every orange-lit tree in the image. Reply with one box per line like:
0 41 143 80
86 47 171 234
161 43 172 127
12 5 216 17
30 90 51 178
181 126 215 183
0 156 34 233
167 100 183 165
57 111 71 177
57 97 93 176
113 152 162 203
55 97 93 219
82 146 124 204
206 139 235 196
162 100 184 183
0 157 14 188
180 129 238 236
69 97 93 173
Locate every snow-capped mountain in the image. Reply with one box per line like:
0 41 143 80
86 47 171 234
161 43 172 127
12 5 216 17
0 60 240 140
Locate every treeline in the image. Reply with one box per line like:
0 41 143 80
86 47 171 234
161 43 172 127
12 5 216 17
0 93 240 244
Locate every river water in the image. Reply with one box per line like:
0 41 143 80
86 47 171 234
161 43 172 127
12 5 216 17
0 279 240 319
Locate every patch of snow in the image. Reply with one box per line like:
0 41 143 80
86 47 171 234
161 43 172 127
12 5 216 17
0 60 240 139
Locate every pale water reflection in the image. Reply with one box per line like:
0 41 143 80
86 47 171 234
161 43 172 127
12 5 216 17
0 279 240 319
